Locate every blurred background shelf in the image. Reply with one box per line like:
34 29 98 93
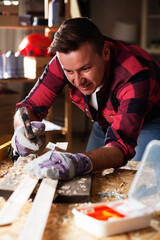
0 0 72 152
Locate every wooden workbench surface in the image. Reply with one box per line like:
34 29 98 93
0 159 160 240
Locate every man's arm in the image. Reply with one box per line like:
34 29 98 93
24 145 124 180
85 145 124 171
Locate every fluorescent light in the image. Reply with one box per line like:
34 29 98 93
12 1 19 5
3 1 19 5
3 1 11 5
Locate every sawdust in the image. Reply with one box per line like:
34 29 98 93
0 157 13 178
0 160 160 240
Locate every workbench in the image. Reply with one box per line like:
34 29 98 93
0 158 160 240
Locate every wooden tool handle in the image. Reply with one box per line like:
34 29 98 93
19 107 36 140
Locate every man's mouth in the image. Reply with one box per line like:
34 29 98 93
79 82 92 91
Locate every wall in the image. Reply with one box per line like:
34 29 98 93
90 0 142 43
0 0 142 52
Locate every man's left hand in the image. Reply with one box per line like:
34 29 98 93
24 151 93 180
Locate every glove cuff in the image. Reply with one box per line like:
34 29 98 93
70 153 93 176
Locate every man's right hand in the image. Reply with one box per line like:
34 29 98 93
11 121 45 157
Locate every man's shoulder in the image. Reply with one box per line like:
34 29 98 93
48 55 64 78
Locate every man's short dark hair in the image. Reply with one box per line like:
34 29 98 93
49 17 104 55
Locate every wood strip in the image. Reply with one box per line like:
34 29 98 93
0 175 38 226
0 142 67 227
18 142 68 240
0 141 11 161
18 178 58 240
0 135 12 145
0 154 36 198
0 141 92 203
0 142 66 197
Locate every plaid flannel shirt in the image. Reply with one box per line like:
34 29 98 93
17 37 160 161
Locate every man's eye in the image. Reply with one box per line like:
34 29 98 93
83 67 90 71
65 70 73 74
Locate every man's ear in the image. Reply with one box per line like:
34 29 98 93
103 43 110 61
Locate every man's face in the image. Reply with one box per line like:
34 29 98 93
57 42 109 95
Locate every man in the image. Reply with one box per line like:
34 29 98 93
12 17 160 180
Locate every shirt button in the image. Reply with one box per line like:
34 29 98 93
85 109 88 112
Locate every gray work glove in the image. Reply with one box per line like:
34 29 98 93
24 150 93 180
11 121 45 156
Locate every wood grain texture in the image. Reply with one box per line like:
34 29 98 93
0 154 36 198
55 174 92 203
0 141 92 239
0 141 11 161
18 178 58 240
0 142 92 203
0 175 38 226
18 142 67 240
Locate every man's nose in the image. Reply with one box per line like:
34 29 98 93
73 72 82 86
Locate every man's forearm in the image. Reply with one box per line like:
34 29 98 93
84 146 124 171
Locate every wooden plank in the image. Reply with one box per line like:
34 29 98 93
0 142 67 227
55 174 92 203
0 141 11 161
18 142 68 240
0 175 38 226
18 178 58 240
0 135 12 145
0 142 63 197
18 175 92 240
0 154 36 198
0 142 92 204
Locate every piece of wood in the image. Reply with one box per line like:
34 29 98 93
0 142 67 197
0 142 92 204
3 161 160 240
0 141 11 161
18 142 68 240
0 154 36 198
55 174 92 203
0 135 12 145
18 178 58 240
0 175 38 226
0 142 67 227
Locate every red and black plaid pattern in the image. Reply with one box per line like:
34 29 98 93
16 37 160 161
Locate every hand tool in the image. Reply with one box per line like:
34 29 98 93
19 107 37 141
12 107 36 162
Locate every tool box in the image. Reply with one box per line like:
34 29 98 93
73 140 160 237
24 56 52 79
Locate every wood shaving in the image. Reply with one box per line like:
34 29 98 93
0 158 160 239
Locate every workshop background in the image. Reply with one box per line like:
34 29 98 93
0 0 158 152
